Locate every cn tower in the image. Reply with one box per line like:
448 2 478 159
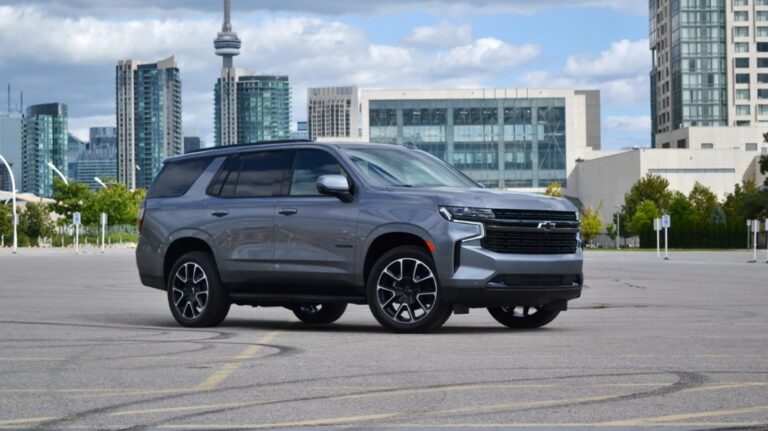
214 0 241 69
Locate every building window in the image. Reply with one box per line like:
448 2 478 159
735 73 751 84
736 120 752 126
759 42 768 52
759 27 768 38
736 105 751 115
759 74 768 83
662 142 670 149
758 11 768 21
735 27 750 38
701 143 714 149
677 139 688 148
736 89 751 100
735 11 749 22
735 0 748 5
759 0 768 5
735 58 750 68
760 105 768 115
759 89 768 99
735 42 750 53
746 143 758 151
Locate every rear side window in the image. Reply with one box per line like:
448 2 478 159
215 150 293 198
147 157 213 199
290 149 348 196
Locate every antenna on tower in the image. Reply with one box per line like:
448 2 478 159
224 0 232 32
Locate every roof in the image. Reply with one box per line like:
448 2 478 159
171 140 403 162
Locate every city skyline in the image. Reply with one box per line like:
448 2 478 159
0 1 648 149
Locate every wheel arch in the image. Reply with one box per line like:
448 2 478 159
163 233 216 290
360 226 436 288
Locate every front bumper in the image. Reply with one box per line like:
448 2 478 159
439 235 584 308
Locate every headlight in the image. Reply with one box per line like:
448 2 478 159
439 206 495 221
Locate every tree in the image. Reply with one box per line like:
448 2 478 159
93 181 145 226
623 174 673 221
688 182 718 225
629 199 661 235
580 205 603 245
760 155 768 186
19 202 55 245
605 223 617 242
742 189 768 220
51 178 96 225
0 204 12 244
544 182 564 198
723 180 758 222
668 191 695 228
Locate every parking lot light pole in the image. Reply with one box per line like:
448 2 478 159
0 154 18 254
46 162 69 185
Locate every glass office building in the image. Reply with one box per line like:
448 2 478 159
215 74 291 145
366 96 575 189
21 103 68 197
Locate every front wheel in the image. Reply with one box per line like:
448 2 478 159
367 246 452 333
487 306 560 329
292 303 347 324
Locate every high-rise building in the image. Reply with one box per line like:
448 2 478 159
0 112 22 192
184 136 202 153
308 86 359 140
212 0 291 146
117 56 182 189
291 121 308 140
650 0 768 149
21 103 68 197
361 89 601 189
76 127 117 190
67 133 87 181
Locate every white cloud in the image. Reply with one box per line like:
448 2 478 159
68 114 114 141
605 115 651 133
519 38 650 108
0 6 539 143
403 21 472 48
565 39 649 80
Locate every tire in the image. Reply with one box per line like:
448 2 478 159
292 303 347 324
367 246 452 333
167 251 230 328
487 306 560 329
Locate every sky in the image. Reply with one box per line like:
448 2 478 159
0 0 650 150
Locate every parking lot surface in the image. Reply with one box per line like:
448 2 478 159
0 248 766 430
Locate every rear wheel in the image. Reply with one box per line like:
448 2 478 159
292 303 347 324
487 306 560 329
167 251 230 327
367 246 452 333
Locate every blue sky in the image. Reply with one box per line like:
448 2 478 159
0 1 651 149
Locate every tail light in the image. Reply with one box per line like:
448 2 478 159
137 202 145 234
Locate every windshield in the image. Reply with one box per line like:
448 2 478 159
342 147 479 188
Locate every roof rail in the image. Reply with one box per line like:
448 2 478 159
187 139 312 154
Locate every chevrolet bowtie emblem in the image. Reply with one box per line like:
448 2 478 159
538 221 556 231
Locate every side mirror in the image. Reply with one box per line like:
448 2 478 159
317 175 353 202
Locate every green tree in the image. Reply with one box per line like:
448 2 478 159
580 205 603 245
688 182 718 225
760 155 768 186
623 174 673 221
629 199 661 235
711 205 727 224
668 191 696 228
742 189 768 220
605 223 617 242
51 178 96 225
19 202 55 245
93 181 145 226
544 182 564 198
0 204 12 244
723 180 758 222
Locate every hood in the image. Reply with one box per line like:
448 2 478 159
388 187 577 212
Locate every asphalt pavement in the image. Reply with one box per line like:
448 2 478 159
0 247 766 430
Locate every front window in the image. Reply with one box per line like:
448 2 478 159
342 146 478 188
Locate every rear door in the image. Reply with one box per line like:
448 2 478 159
273 148 359 291
204 149 294 289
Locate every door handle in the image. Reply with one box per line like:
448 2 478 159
211 210 229 218
278 208 298 216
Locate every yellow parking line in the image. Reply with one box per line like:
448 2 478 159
0 416 57 426
195 330 282 391
597 405 768 426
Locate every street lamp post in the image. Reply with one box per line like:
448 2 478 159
46 162 69 185
0 153 18 254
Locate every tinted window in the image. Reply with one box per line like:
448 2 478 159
148 157 213 199
290 150 347 196
231 151 292 198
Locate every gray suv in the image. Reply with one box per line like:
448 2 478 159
136 141 583 333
